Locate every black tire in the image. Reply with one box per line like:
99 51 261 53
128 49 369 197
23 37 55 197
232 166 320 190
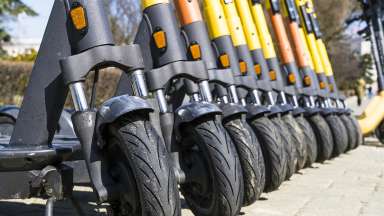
106 113 181 216
340 114 356 151
325 115 348 156
375 121 384 145
348 115 363 148
282 114 306 171
270 116 295 180
224 116 265 206
250 116 286 192
296 115 317 167
0 115 15 136
307 114 333 162
179 116 243 216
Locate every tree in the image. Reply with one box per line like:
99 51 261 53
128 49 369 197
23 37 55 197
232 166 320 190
104 0 141 44
0 0 37 56
312 0 365 90
313 0 358 43
359 53 374 85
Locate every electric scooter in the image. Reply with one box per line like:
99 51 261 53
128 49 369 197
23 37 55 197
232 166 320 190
61 1 182 215
117 1 244 215
297 0 351 157
305 0 363 152
246 0 310 172
174 0 265 206
293 0 344 161
247 0 334 165
222 0 296 181
2 1 181 215
203 0 288 193
276 0 323 166
358 0 384 143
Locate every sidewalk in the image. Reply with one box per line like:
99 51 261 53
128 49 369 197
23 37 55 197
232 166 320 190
236 144 384 216
0 145 383 216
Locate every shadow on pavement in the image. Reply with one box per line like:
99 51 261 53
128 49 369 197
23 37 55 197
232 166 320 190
0 190 105 216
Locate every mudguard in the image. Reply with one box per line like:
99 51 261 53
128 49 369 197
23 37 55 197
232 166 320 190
278 104 294 113
304 107 321 116
343 108 352 114
268 105 283 117
174 102 222 136
331 108 348 115
246 105 271 120
320 107 336 116
97 95 154 147
219 103 248 120
0 106 19 121
292 107 306 116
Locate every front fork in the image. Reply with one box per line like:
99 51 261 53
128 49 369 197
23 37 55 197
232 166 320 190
70 82 89 112
70 69 150 112
154 79 215 184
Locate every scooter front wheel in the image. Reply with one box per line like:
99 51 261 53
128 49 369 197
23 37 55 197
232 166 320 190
307 114 334 162
106 113 181 216
347 115 363 148
325 115 349 156
179 116 243 216
340 115 357 151
224 116 266 206
251 116 286 192
270 116 295 181
295 115 318 167
282 114 306 171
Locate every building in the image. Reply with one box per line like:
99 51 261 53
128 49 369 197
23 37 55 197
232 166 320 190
2 38 41 56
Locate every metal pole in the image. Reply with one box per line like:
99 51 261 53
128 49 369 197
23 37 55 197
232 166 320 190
370 18 384 91
45 198 55 216
372 1 384 91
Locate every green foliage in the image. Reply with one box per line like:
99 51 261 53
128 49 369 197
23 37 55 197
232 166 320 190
2 48 37 61
104 0 141 44
0 0 37 16
359 54 374 84
0 0 37 54
0 60 122 107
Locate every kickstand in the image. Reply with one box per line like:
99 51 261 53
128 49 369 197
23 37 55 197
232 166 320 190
70 197 87 216
45 198 56 216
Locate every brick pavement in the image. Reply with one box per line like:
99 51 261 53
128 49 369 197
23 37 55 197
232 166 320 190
0 145 383 216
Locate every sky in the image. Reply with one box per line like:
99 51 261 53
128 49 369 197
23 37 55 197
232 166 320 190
6 0 362 43
7 0 54 42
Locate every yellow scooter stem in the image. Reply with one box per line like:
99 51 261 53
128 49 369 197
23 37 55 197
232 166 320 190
203 0 242 77
235 0 271 81
281 0 316 88
220 0 256 77
142 0 168 9
248 0 285 86
266 0 301 88
295 0 327 90
304 0 337 93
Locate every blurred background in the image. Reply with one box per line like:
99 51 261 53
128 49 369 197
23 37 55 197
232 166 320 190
0 0 374 106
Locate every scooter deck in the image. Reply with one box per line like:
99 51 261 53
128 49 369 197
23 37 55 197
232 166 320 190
0 137 80 171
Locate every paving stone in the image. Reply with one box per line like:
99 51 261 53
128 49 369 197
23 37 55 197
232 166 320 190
0 145 383 216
